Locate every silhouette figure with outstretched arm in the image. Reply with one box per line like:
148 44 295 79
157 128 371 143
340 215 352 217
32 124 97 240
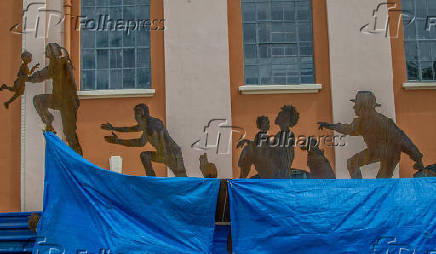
318 91 424 178
102 104 187 177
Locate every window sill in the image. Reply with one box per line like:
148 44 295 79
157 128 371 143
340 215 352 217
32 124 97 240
77 89 156 99
402 82 436 90
238 84 322 95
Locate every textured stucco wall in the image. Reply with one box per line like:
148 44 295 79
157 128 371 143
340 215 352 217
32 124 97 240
164 0 233 177
326 0 398 178
0 0 22 212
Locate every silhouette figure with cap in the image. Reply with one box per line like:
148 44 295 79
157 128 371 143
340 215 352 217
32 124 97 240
318 91 424 178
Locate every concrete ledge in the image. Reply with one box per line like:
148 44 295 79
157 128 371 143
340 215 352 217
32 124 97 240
238 84 322 95
78 89 156 99
403 82 436 90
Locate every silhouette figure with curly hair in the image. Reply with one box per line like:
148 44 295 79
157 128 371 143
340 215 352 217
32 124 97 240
238 105 299 179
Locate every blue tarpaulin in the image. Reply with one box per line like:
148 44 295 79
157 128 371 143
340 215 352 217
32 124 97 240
34 132 220 254
212 225 230 254
228 178 436 253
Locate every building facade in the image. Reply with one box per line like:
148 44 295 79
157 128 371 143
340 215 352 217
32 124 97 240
0 0 435 212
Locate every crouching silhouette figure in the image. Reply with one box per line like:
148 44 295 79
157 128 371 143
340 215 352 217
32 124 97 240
318 91 424 178
102 104 187 177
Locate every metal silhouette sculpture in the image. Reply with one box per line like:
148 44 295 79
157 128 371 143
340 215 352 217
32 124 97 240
101 103 187 177
414 164 436 177
0 51 40 109
300 137 335 179
318 91 424 178
28 43 83 155
238 105 299 179
237 115 270 178
199 153 218 178
196 156 231 252
28 213 41 233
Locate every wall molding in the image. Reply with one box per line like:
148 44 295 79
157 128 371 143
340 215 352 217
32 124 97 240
238 84 322 95
78 89 156 99
403 82 436 90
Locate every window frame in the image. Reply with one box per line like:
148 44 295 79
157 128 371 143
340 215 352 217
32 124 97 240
240 0 317 87
79 0 153 91
401 0 436 83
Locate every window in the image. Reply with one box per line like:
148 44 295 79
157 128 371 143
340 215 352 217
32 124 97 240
402 0 436 82
241 0 315 85
80 0 151 90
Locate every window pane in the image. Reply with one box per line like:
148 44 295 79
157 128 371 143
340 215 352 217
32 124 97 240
243 24 257 43
137 30 150 46
406 61 419 80
97 49 109 69
82 0 95 7
123 69 136 88
109 31 122 47
242 0 315 84
242 3 256 22
96 31 109 48
82 49 95 69
97 70 110 89
137 48 150 68
81 30 95 49
296 1 311 21
96 0 108 7
421 61 434 80
123 49 135 68
110 69 123 89
81 70 95 90
137 68 151 88
245 65 259 84
110 49 123 68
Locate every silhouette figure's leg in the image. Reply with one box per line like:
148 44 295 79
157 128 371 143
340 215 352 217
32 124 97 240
238 145 253 178
33 94 55 131
151 148 187 177
170 155 187 177
140 151 157 176
377 154 400 178
166 146 187 177
1 84 14 91
399 137 424 170
4 93 20 108
347 149 377 179
61 106 83 155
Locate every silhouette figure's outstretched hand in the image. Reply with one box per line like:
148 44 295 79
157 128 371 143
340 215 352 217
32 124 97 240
104 131 119 144
101 122 113 130
318 122 332 130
